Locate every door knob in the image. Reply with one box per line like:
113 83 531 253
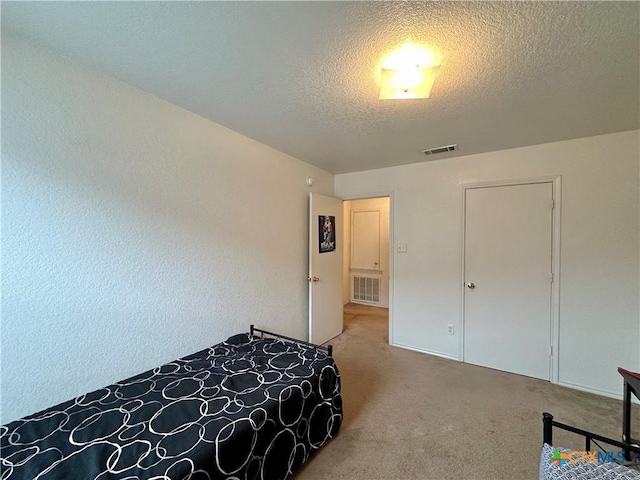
374 261 378 266
467 282 475 289
308 276 320 283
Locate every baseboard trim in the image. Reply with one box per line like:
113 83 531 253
389 344 629 401
350 300 389 308
558 380 621 400
391 342 459 362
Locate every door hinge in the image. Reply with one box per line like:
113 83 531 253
551 199 555 210
549 345 553 357
550 273 554 283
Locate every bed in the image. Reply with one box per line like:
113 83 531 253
539 368 640 480
0 326 342 480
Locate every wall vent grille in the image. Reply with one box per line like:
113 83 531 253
351 274 381 305
422 144 457 156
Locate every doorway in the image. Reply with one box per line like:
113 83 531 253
461 178 561 381
342 197 391 338
307 192 394 347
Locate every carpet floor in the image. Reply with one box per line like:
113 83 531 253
294 303 638 479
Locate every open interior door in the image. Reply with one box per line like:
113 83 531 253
309 193 343 345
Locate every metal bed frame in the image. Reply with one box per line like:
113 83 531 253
543 413 640 461
249 324 333 357
543 367 640 463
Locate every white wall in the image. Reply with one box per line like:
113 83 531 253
336 130 640 397
1 35 333 423
343 198 390 308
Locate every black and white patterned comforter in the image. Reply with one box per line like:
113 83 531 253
1 333 342 480
540 443 640 479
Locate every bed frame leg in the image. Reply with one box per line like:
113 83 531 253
250 324 254 337
623 381 632 461
543 412 553 445
328 345 333 357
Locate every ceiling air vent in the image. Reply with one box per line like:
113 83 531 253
421 144 457 156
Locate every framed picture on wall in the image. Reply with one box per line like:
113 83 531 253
319 215 336 253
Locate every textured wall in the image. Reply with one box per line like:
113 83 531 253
1 36 333 423
336 131 640 398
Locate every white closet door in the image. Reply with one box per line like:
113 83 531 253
464 183 553 380
351 210 380 270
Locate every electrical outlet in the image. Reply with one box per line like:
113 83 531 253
397 242 408 253
447 324 454 335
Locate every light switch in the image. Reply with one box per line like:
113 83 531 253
397 242 408 253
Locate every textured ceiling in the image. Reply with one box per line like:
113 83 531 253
2 1 639 174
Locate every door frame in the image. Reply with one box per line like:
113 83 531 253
460 176 562 383
341 191 395 345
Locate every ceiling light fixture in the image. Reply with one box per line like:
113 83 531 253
379 44 441 100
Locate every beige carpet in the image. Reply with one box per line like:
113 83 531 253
294 303 639 480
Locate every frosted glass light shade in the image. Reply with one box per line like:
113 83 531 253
379 64 441 100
